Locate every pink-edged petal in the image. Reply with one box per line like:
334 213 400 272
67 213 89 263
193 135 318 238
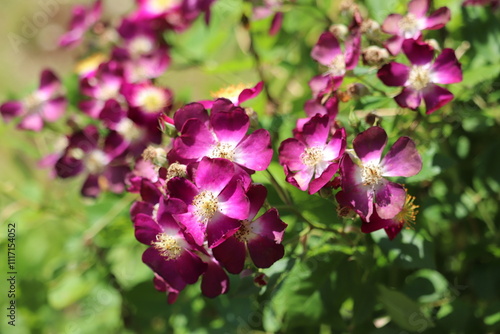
133 213 162 244
377 62 410 86
344 32 361 70
402 39 434 66
424 7 451 30
381 14 404 35
430 49 463 84
246 184 267 221
174 211 206 246
308 162 339 194
422 84 454 114
384 35 405 56
394 87 422 110
234 129 272 171
175 251 207 284
142 247 187 291
308 75 331 98
238 81 264 104
42 97 66 121
381 137 422 177
218 179 250 220
173 102 208 131
207 212 241 247
167 177 199 206
278 138 306 171
212 235 246 274
302 114 329 148
174 119 215 160
38 69 61 98
287 167 314 191
247 236 284 268
195 157 234 194
353 126 387 165
323 127 346 161
251 208 287 241
18 114 44 131
201 260 229 298
338 155 373 220
0 101 24 121
408 0 429 18
269 12 283 36
374 181 406 219
210 107 249 144
311 31 342 66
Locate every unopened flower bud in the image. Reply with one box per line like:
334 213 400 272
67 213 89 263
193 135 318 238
346 83 370 98
329 24 349 40
361 19 381 38
336 205 357 219
158 113 176 137
362 46 390 66
142 146 167 167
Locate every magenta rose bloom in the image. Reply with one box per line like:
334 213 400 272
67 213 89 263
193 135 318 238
134 200 207 292
336 126 422 222
377 39 462 114
0 69 66 131
212 184 287 274
167 157 250 248
171 99 272 172
381 0 451 55
279 114 346 194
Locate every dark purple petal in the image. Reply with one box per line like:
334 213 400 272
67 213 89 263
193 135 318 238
421 84 454 114
173 102 208 131
308 162 339 194
38 69 61 98
201 259 229 298
130 201 154 219
394 87 422 110
207 212 241 248
195 157 234 194
103 131 127 158
430 49 462 84
142 247 187 291
251 208 287 242
408 0 429 18
385 224 404 240
212 235 246 274
175 250 207 284
302 114 330 148
424 7 451 30
153 274 180 304
247 236 284 268
374 180 406 219
104 165 129 194
234 129 272 171
353 126 387 165
210 98 236 114
0 101 24 121
381 137 422 177
174 119 215 160
81 174 101 198
246 184 267 221
402 39 434 66
377 62 410 87
211 107 249 144
269 11 283 36
133 213 162 244
361 209 392 233
79 99 104 118
311 31 342 66
139 179 162 204
338 156 373 221
55 156 84 178
382 14 404 35
168 177 199 206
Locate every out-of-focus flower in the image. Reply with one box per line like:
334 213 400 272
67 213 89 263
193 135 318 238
336 126 422 222
59 0 102 47
0 70 66 131
212 184 287 274
377 39 462 114
199 82 263 109
279 114 346 194
381 0 450 55
253 0 284 35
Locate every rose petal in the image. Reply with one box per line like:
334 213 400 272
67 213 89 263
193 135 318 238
378 62 410 86
430 49 462 84
353 126 387 165
381 137 422 177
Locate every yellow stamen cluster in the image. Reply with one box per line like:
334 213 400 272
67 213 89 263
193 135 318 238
136 87 169 113
398 14 419 37
152 233 182 260
193 191 219 222
75 53 108 76
326 54 346 77
395 194 419 229
211 83 251 102
85 150 109 174
208 142 236 161
300 147 324 167
408 66 431 91
234 221 251 242
361 163 383 186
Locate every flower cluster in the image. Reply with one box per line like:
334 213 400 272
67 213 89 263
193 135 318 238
129 99 287 301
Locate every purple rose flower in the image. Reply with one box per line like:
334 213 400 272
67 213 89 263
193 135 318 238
0 69 66 131
336 126 422 222
377 39 462 114
212 184 287 274
167 157 250 248
279 114 346 194
382 0 451 55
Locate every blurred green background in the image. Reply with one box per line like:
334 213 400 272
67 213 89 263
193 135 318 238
1 0 500 333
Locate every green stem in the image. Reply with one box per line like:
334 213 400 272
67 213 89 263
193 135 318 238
265 169 292 206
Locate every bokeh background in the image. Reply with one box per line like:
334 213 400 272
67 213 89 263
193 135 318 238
1 0 500 333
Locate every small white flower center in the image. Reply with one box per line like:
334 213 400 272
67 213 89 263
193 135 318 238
301 146 325 167
361 163 383 186
98 84 119 101
193 190 219 223
149 0 178 12
85 150 109 174
326 54 346 77
398 14 420 38
408 66 431 91
233 220 253 242
129 37 154 57
24 93 45 115
136 86 169 113
116 118 142 142
211 83 250 104
152 233 182 260
208 142 236 161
